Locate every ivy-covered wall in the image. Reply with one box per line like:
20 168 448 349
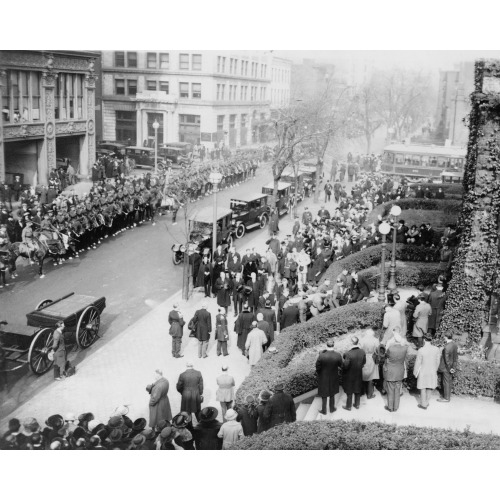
438 59 500 352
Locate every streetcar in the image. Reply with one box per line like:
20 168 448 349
381 143 466 179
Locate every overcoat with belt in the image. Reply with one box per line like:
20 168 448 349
316 349 343 397
342 346 366 394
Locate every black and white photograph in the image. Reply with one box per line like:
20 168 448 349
0 1 499 498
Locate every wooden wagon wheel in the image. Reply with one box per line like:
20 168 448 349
76 306 101 349
28 327 55 375
36 298 53 311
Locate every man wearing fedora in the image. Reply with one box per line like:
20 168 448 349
235 304 255 355
437 332 458 403
148 369 172 428
192 407 222 450
168 303 185 358
316 339 343 415
264 383 296 429
257 390 272 434
216 364 235 421
192 302 212 358
342 336 366 411
177 361 204 420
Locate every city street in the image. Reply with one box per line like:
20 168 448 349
0 166 295 419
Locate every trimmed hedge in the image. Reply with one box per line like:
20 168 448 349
410 182 464 197
365 198 461 228
360 261 442 289
229 420 500 450
235 301 385 405
320 243 439 286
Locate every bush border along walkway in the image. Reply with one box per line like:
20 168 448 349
229 420 500 450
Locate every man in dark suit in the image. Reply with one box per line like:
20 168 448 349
176 362 204 420
259 300 277 338
263 383 296 429
266 232 281 255
350 271 372 302
168 303 185 358
234 305 255 355
383 332 408 412
280 301 299 330
437 332 458 402
316 339 343 415
256 312 273 350
192 302 212 358
342 336 366 410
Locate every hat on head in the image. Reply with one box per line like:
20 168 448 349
113 405 129 416
225 409 238 421
65 412 76 422
265 300 271 307
78 412 94 424
141 428 156 441
108 415 124 429
199 406 218 422
109 428 123 442
132 434 146 447
259 390 271 402
274 383 284 392
132 418 147 432
45 415 64 429
172 413 190 429
23 417 40 433
418 293 427 300
246 395 256 404
72 426 87 441
156 420 170 432
160 427 173 440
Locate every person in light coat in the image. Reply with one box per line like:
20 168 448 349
297 249 311 286
392 293 407 336
382 304 401 345
360 329 380 399
413 335 441 410
217 409 243 449
216 365 235 420
412 294 432 348
245 322 268 366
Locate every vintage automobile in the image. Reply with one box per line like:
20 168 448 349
171 207 235 265
299 164 319 192
124 146 164 170
230 193 271 238
159 146 190 166
440 170 464 184
281 167 306 204
261 181 292 216
98 142 126 157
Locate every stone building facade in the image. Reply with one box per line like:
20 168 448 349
0 50 99 186
100 50 291 149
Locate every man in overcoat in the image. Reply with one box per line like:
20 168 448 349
215 271 232 312
148 369 172 428
263 383 296 429
316 339 343 415
412 294 432 348
350 271 372 302
437 332 458 402
383 332 408 412
280 301 299 330
192 302 212 358
192 407 222 450
234 305 255 355
413 334 440 409
256 312 272 350
427 284 447 335
168 303 185 358
215 307 229 356
177 362 204 419
216 365 235 420
245 321 268 366
342 336 366 410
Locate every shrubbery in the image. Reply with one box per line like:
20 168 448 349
410 182 463 198
360 261 442 289
229 420 500 450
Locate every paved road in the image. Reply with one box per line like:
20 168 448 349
0 169 282 418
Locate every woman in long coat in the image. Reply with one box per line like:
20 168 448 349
149 371 172 428
360 329 380 399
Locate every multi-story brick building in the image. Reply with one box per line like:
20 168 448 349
99 50 291 149
0 50 99 185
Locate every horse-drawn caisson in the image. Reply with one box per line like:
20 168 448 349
0 292 106 376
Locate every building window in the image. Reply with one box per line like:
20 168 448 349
240 85 244 100
147 52 157 69
146 80 157 91
115 51 125 67
229 114 236 129
159 81 169 93
179 114 201 144
179 82 189 98
115 78 125 95
192 54 202 71
217 115 225 132
127 79 137 95
229 58 234 74
179 114 201 125
116 110 136 143
221 57 226 73
159 53 169 69
127 52 137 68
221 84 225 100
179 53 189 70
192 83 201 99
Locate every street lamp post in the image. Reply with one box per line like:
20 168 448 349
152 119 159 175
209 170 223 260
378 221 391 302
388 205 401 293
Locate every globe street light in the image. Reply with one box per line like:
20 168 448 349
209 170 223 260
388 205 402 292
378 220 391 302
152 119 159 175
